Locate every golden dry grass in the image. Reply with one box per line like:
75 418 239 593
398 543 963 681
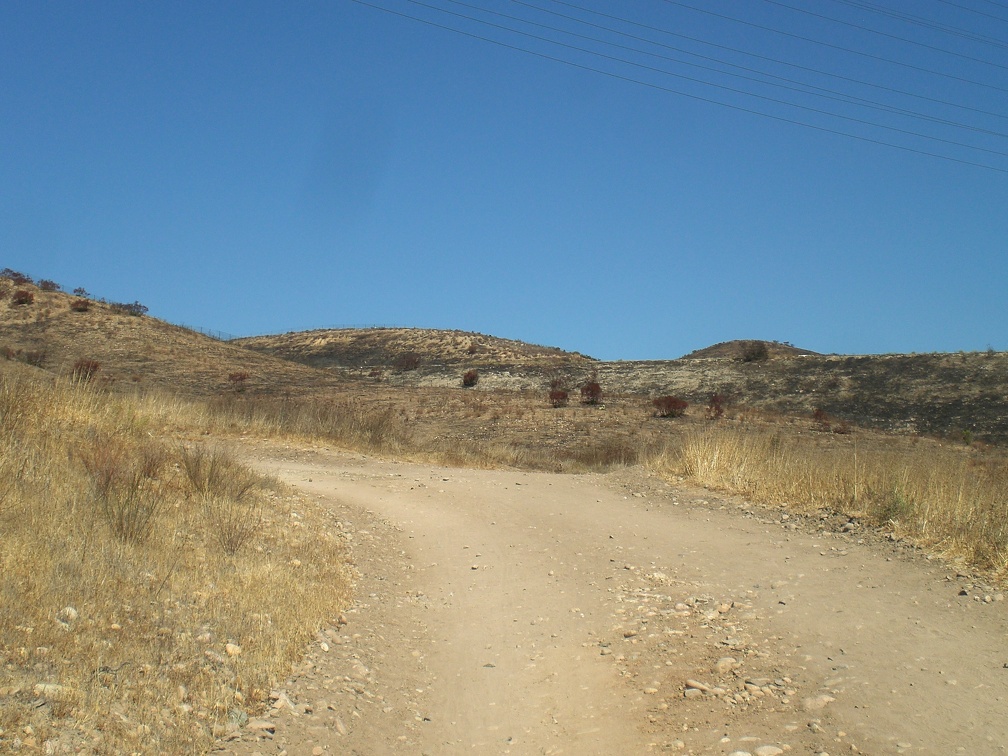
0 365 352 753
649 423 1008 581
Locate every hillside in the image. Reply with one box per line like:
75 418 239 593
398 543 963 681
0 278 337 397
682 339 820 359
234 327 594 371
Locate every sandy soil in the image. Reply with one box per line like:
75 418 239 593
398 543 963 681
217 442 1008 755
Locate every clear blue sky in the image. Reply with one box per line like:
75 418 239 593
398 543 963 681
3 1 1006 359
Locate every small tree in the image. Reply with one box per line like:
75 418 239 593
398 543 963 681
580 381 603 406
12 289 34 306
548 389 569 408
462 369 479 387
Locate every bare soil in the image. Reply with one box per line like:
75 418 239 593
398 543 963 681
218 441 1008 755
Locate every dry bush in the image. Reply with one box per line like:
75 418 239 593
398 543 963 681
0 370 352 753
739 340 769 362
462 369 479 388
11 289 34 306
653 395 688 418
72 358 100 382
227 371 250 392
707 393 728 420
650 426 1008 580
548 389 569 408
38 279 61 292
393 352 421 371
69 298 91 312
580 381 603 406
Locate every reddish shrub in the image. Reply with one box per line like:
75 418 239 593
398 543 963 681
12 289 34 306
653 395 688 418
462 369 479 388
109 301 148 317
70 298 91 312
580 381 603 405
21 350 46 367
228 371 250 392
38 279 61 292
707 393 728 420
73 358 101 382
1 346 16 360
549 389 569 408
812 407 832 432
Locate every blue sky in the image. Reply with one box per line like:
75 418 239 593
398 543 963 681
2 1 1006 359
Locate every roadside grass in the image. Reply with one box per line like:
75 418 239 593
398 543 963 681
0 366 351 753
649 423 1008 581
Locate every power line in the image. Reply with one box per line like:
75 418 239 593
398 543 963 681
826 0 1008 47
759 0 1008 66
409 0 1008 158
502 0 1008 138
662 0 1008 94
348 0 1008 172
532 0 1008 121
936 0 1008 24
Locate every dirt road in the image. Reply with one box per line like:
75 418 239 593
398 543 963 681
220 443 1008 755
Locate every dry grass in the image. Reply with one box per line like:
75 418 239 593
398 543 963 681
650 424 1008 581
0 366 352 753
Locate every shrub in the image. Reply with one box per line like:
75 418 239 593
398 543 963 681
38 279 61 292
653 395 688 418
368 368 384 380
812 407 832 432
0 268 33 285
228 371 250 392
739 340 769 363
462 369 479 388
707 392 728 420
20 350 46 367
549 389 569 407
393 352 421 371
580 381 603 405
1 346 15 360
72 358 101 382
11 289 34 306
72 287 90 297
70 298 91 312
80 441 163 544
109 300 148 317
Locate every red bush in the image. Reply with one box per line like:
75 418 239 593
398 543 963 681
653 395 688 418
393 352 421 371
812 408 831 432
38 279 61 292
70 298 91 312
462 369 479 387
707 393 728 420
548 389 569 408
580 381 603 405
228 371 250 392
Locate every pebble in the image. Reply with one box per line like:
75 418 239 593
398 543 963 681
802 693 836 711
755 747 785 756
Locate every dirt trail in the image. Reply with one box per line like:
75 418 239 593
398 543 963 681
220 443 1008 755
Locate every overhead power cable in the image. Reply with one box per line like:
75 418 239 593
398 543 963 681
759 0 1008 66
826 0 1008 47
503 0 1008 138
662 0 1008 94
532 0 1008 121
348 0 1007 172
409 0 1008 159
936 0 1008 24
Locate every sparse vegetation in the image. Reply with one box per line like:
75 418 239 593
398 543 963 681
228 370 250 392
0 268 33 285
462 369 479 387
580 379 603 406
11 289 34 306
38 279 61 292
109 300 149 317
393 351 421 371
69 298 91 312
549 389 569 408
0 369 352 753
653 395 688 418
707 392 728 420
71 358 101 382
739 340 770 363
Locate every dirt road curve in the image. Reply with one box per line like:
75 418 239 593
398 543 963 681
221 443 1008 756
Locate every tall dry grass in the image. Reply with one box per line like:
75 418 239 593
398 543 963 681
0 367 351 753
650 425 1008 580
